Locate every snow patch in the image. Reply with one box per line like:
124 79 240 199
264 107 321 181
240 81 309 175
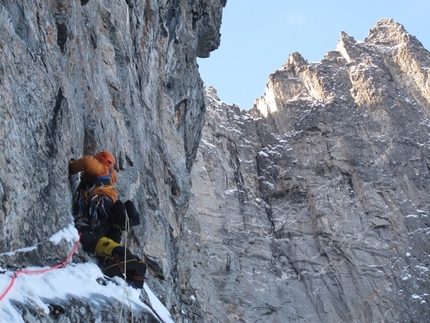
0 262 175 322
0 224 175 322
0 245 37 257
49 223 79 245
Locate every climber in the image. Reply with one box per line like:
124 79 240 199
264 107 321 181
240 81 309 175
69 151 147 289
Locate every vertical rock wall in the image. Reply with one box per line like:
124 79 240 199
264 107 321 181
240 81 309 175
0 0 225 321
182 19 430 322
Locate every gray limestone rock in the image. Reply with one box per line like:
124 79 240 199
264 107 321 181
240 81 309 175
0 0 225 321
181 19 430 323
1 2 429 322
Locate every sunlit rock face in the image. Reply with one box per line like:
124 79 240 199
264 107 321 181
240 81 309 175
1 3 429 322
182 19 430 322
0 0 225 321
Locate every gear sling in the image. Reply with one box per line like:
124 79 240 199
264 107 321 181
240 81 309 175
73 174 113 229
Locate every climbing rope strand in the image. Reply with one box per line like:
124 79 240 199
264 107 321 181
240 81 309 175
0 235 81 302
119 211 133 323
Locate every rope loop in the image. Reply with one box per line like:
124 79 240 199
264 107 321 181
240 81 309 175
0 234 81 302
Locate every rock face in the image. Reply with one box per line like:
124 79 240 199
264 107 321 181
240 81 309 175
0 0 225 321
182 19 430 322
1 3 429 322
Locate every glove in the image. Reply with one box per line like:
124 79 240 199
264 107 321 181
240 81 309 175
125 200 141 227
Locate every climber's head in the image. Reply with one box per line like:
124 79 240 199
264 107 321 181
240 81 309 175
94 151 116 170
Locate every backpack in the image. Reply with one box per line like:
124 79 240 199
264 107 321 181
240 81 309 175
111 199 141 231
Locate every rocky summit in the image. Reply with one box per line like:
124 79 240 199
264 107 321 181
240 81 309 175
183 19 430 323
0 1 429 323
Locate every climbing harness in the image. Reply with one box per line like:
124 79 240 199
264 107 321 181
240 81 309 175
88 195 112 229
73 174 113 229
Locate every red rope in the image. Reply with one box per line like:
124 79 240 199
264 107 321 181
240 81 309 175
0 236 81 302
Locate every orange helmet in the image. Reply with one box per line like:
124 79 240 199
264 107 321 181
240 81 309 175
94 151 116 170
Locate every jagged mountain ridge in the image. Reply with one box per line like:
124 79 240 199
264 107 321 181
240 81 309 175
182 19 430 322
0 1 429 322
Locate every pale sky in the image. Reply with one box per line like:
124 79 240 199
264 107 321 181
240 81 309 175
198 0 430 110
